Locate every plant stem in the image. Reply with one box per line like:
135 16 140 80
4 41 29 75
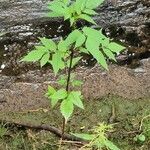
61 49 74 139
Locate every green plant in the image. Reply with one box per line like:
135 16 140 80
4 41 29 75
21 0 125 143
0 123 7 138
72 123 120 150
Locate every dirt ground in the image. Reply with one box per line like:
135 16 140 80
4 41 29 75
0 58 149 112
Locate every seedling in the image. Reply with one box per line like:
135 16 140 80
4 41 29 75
72 123 120 150
21 0 125 146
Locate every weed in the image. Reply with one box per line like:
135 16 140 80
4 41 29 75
21 0 125 148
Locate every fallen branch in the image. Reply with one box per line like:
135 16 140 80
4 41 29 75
1 119 84 142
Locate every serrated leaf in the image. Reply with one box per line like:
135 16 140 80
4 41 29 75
68 91 84 109
78 14 96 25
39 37 56 51
108 42 125 53
86 0 105 9
60 99 74 121
65 29 81 46
86 37 108 70
83 9 98 15
67 57 82 68
75 34 86 48
51 89 67 100
71 133 94 141
103 48 116 61
21 50 45 62
40 53 50 67
105 140 120 150
82 27 101 41
50 51 65 75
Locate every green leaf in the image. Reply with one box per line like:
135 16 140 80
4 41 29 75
50 51 65 75
60 99 74 121
50 89 67 100
75 34 86 48
103 48 116 61
65 29 81 46
47 85 56 96
78 14 96 25
86 0 105 9
47 12 63 18
35 46 47 51
83 9 98 15
82 27 101 41
108 42 126 53
75 0 86 15
40 53 50 67
21 50 45 62
71 133 94 141
58 40 68 53
39 37 57 51
70 17 75 26
68 91 84 109
138 134 146 142
86 37 108 70
79 47 89 54
105 140 120 150
67 57 82 68
48 2 66 15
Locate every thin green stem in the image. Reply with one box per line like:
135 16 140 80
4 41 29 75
61 49 74 139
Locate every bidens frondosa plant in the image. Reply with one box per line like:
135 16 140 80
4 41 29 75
21 0 125 147
72 123 120 150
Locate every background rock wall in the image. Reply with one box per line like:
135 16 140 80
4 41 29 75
0 0 149 54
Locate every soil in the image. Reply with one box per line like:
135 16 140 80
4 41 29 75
0 57 149 112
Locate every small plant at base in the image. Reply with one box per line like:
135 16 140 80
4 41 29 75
0 123 8 138
72 123 120 150
20 0 125 146
134 114 150 144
